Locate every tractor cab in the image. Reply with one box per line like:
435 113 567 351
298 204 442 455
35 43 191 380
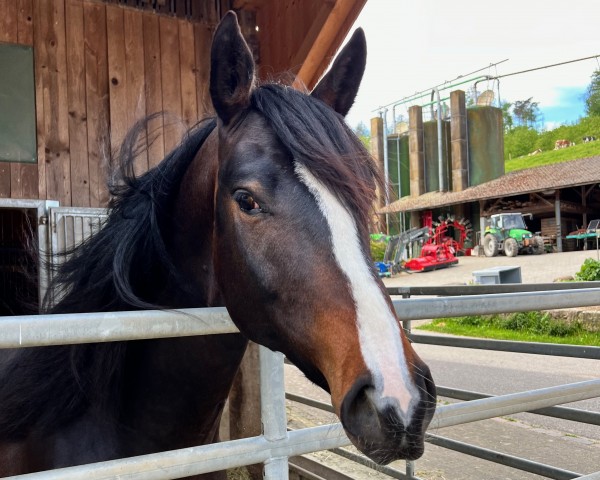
490 213 527 231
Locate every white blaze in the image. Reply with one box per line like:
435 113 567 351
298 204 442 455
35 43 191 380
295 162 419 420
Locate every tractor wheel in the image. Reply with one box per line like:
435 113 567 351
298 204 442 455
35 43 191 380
483 234 499 257
532 236 545 255
504 237 519 257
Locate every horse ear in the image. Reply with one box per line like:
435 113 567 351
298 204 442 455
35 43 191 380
311 28 366 117
210 11 255 126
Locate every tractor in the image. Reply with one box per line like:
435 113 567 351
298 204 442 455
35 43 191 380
482 213 545 257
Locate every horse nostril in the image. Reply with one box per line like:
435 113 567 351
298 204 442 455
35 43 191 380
341 381 384 440
417 363 437 410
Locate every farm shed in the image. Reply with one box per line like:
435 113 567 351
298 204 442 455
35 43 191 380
380 155 600 252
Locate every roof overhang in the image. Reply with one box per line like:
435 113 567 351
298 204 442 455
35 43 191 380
380 156 600 214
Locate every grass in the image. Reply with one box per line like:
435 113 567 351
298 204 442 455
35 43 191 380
418 311 600 346
505 141 600 172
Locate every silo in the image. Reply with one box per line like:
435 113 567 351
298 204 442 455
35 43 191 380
467 106 504 186
423 120 452 192
387 133 410 200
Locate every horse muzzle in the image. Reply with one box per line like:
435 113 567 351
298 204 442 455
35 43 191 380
339 366 436 464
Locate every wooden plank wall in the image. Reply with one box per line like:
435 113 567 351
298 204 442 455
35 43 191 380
256 0 332 83
0 0 215 207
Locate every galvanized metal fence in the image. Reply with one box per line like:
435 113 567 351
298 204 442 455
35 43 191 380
288 283 600 480
1 285 599 479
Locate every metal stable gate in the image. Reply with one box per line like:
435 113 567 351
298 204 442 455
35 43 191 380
1 285 600 479
47 206 108 271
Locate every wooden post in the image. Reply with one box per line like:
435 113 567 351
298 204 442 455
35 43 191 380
228 342 262 480
450 90 468 191
408 105 425 197
370 116 386 233
555 190 563 253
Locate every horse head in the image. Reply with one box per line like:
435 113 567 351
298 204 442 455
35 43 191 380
209 12 436 463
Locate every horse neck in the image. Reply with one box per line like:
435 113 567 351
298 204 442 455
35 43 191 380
120 131 248 450
164 130 224 308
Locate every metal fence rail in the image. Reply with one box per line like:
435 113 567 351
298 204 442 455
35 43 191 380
388 282 600 297
1 287 599 348
7 378 600 479
426 434 582 480
1 285 599 479
409 334 600 359
436 386 600 425
392 287 600 320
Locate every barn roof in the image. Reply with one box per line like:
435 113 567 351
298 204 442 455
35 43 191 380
380 156 600 214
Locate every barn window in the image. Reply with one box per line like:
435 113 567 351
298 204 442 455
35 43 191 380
0 43 37 164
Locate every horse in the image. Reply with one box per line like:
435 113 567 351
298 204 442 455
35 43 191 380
0 12 436 478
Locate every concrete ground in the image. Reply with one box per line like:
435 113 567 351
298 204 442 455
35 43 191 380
285 249 600 479
384 249 599 287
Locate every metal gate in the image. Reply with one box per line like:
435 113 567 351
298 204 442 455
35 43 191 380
48 206 108 271
1 286 599 479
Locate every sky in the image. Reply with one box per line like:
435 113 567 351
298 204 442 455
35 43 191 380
344 0 600 131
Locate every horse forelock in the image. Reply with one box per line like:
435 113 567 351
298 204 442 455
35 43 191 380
250 84 383 237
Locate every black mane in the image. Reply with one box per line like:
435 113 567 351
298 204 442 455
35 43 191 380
49 116 217 314
0 117 216 440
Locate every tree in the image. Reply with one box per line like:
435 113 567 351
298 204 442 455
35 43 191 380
501 101 514 132
504 126 539 160
354 121 370 149
512 97 540 128
584 69 600 117
466 87 477 107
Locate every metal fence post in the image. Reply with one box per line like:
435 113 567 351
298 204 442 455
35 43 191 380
405 460 416 479
260 347 289 479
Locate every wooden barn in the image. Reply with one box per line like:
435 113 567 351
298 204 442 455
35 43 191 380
0 0 367 314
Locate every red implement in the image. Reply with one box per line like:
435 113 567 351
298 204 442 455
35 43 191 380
405 244 458 272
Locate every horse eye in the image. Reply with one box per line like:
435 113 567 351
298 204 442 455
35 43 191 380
234 191 261 213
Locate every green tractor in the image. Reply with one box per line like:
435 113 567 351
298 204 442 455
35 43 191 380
483 213 545 257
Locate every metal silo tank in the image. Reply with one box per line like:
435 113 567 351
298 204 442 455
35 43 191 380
467 106 504 186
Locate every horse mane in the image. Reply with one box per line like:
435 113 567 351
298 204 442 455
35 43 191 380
0 116 216 440
48 115 217 313
251 84 383 236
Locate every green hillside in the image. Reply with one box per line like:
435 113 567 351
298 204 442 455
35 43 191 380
505 141 600 172
503 115 600 172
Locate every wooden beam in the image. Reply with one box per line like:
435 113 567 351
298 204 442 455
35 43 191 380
84 1 109 207
66 0 90 207
40 0 72 206
530 192 553 207
584 183 597 199
583 185 588 230
293 0 367 90
288 3 331 75
143 13 164 168
555 190 563 252
124 8 148 176
159 15 183 154
178 19 198 129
